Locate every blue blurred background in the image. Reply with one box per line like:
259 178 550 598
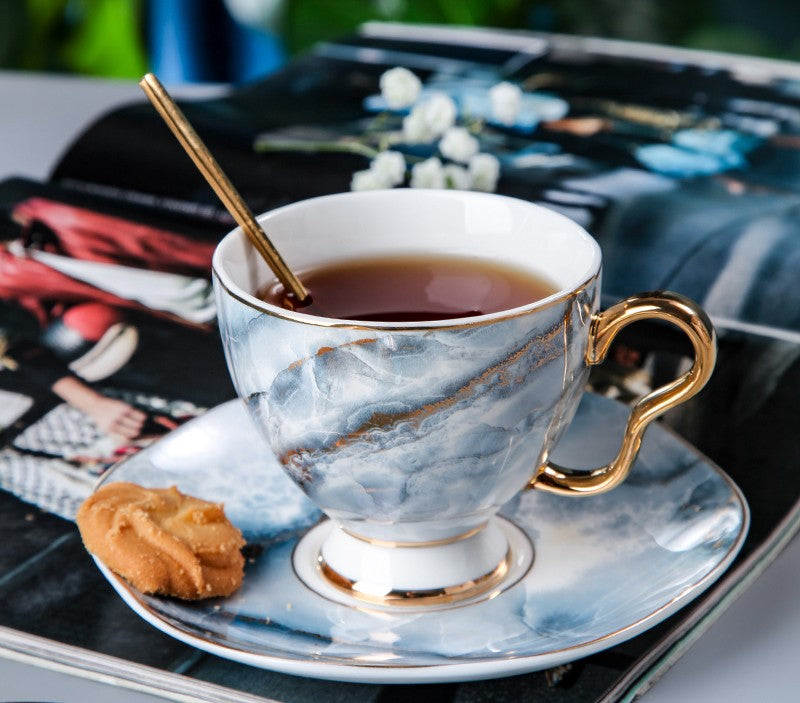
1 0 799 84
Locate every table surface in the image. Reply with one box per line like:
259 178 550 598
2 67 800 703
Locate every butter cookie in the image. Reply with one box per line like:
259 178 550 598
77 482 245 600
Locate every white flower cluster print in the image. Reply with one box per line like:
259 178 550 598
350 150 406 191
489 82 523 126
350 67 514 193
402 93 457 143
378 67 421 109
254 65 571 192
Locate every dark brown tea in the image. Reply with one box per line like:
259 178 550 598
258 254 558 322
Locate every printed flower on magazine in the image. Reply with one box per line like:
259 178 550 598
410 157 446 189
635 129 763 178
468 153 501 192
363 76 568 133
351 150 407 191
439 127 479 163
256 67 571 193
355 68 536 192
489 82 523 126
401 93 457 143
379 67 422 109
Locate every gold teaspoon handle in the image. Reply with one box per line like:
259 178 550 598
138 73 309 303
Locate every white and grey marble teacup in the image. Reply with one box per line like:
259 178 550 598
212 189 716 606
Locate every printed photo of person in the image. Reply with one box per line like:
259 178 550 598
0 188 234 516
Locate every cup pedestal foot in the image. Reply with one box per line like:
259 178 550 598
293 517 534 608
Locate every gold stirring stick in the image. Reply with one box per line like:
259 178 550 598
138 72 310 304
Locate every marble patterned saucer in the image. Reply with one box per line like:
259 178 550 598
93 393 748 684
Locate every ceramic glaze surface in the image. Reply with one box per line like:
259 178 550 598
211 191 604 541
94 393 748 684
215 278 596 537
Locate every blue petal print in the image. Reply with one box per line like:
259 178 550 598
636 129 764 177
459 89 569 132
672 128 762 162
363 93 397 113
363 85 569 134
635 144 732 177
501 142 567 168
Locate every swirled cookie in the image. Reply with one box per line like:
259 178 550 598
77 482 245 600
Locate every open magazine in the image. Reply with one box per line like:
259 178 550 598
1 24 799 703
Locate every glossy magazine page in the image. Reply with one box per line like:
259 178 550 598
0 26 798 702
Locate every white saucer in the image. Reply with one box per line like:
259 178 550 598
93 393 748 684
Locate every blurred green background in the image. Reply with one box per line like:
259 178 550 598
1 0 799 83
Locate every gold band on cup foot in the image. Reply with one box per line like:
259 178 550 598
340 522 489 549
317 548 512 607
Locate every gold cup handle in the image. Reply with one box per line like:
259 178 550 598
530 291 717 496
